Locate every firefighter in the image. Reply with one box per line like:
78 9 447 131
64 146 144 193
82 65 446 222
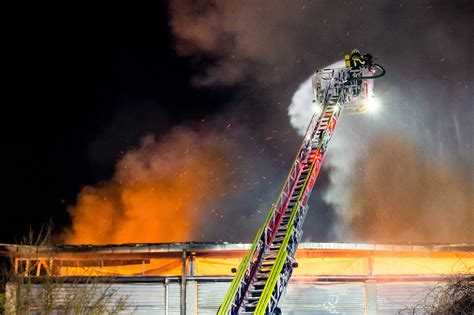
348 49 366 95
350 49 366 70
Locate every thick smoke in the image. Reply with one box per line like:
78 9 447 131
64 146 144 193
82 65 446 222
168 1 473 243
63 117 285 244
288 75 473 242
169 0 321 86
62 128 235 244
348 134 473 243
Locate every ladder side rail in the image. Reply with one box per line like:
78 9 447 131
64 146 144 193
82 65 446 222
219 67 361 314
220 111 322 314
260 70 340 246
235 112 325 313
259 82 348 314
301 106 344 205
266 68 366 313
218 228 263 315
252 85 343 313
265 161 299 244
265 79 352 314
254 202 301 314
248 73 345 314
238 143 321 313
236 140 315 312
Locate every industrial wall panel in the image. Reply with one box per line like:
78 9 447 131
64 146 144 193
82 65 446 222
112 283 166 314
280 282 366 314
26 283 167 314
197 281 231 314
195 281 365 314
21 280 448 314
376 282 438 314
168 282 181 315
111 282 180 314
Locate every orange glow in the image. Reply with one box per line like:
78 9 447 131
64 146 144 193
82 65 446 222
194 257 243 276
374 257 474 275
293 257 368 276
48 250 474 277
59 258 183 276
61 132 231 244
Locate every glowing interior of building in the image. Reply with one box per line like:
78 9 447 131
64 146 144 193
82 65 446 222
1 242 473 314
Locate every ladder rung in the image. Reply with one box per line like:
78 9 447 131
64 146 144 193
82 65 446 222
264 254 277 259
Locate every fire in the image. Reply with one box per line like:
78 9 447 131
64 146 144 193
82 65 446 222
61 129 231 244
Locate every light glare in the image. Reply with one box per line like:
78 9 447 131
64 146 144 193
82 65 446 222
367 96 381 113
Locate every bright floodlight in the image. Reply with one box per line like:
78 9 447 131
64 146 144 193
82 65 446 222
366 96 381 113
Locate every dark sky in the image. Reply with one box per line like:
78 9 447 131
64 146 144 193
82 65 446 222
3 2 224 242
3 1 473 244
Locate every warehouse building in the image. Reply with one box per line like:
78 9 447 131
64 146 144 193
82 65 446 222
1 242 473 314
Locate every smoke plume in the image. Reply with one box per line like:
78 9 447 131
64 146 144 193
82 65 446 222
168 0 473 242
169 0 319 86
288 73 473 243
288 76 318 136
347 134 473 243
62 128 234 244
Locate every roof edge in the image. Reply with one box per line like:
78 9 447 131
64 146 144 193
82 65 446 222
1 241 473 256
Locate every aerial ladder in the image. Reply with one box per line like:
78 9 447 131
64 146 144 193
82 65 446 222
218 50 385 315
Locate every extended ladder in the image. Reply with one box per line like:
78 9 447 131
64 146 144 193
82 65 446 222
219 62 382 314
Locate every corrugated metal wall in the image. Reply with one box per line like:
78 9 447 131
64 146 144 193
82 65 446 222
376 282 438 314
168 282 181 315
281 282 366 314
197 282 230 314
111 283 166 314
16 282 178 315
196 281 366 314
83 282 181 314
17 280 443 314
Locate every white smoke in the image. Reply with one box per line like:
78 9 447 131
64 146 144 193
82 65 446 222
321 122 368 239
288 77 316 136
288 61 346 135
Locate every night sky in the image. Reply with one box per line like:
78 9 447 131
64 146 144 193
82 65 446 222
3 1 473 244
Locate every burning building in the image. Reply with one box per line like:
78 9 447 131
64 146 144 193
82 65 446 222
1 241 473 314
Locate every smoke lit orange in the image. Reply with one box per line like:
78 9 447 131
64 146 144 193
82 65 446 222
348 135 473 243
62 129 231 244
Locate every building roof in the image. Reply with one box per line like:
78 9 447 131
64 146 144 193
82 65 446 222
2 242 473 279
2 241 473 257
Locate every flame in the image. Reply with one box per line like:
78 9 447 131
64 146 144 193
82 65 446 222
61 129 231 244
